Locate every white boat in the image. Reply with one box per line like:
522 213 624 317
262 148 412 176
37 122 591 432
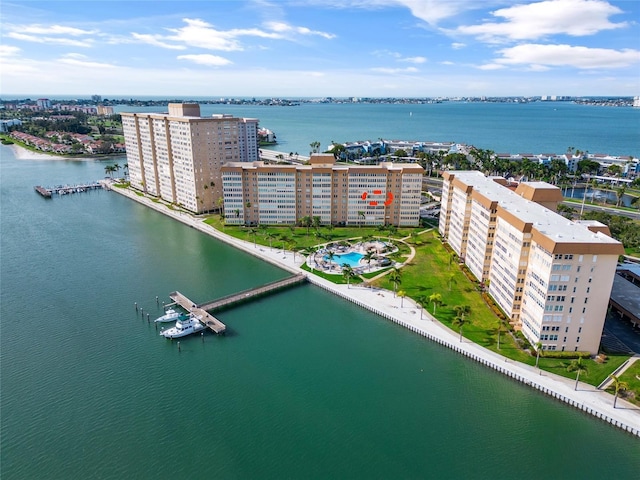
160 314 205 339
154 308 185 323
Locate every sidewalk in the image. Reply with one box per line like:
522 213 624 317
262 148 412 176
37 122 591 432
107 183 640 437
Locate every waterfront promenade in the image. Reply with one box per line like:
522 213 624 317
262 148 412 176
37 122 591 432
106 180 640 437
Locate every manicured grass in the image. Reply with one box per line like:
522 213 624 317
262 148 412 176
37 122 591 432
538 354 629 386
202 216 629 385
609 361 640 406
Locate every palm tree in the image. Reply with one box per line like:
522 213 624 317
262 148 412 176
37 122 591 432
388 267 402 297
534 341 543 368
428 293 442 316
398 290 406 307
496 321 507 350
265 231 275 250
448 273 456 291
452 314 468 342
357 210 365 228
363 250 376 271
567 357 588 391
248 228 258 247
342 264 355 288
417 295 428 320
454 305 471 319
312 216 321 232
326 250 335 269
609 374 629 408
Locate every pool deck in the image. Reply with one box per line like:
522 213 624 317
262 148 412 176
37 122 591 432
107 181 640 437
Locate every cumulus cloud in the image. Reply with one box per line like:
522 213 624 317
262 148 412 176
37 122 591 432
0 45 21 57
131 33 186 50
58 53 116 68
263 21 336 39
494 43 640 69
456 0 627 41
399 56 427 64
5 32 92 47
19 24 97 36
132 17 335 52
177 54 233 66
370 66 419 74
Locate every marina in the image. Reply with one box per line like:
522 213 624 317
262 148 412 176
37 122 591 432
167 273 307 335
34 181 104 198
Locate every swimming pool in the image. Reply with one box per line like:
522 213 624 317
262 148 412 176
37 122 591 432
325 251 364 268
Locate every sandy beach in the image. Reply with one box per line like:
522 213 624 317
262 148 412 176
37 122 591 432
104 180 640 436
7 143 99 161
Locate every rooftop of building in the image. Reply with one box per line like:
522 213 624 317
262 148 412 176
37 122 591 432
445 170 622 250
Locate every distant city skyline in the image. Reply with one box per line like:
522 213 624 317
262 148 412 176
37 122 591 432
1 0 639 97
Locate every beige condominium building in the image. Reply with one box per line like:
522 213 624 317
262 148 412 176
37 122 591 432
439 171 624 355
122 103 258 213
221 154 423 227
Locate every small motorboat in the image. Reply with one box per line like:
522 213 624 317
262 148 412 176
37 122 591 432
154 308 186 323
160 315 205 339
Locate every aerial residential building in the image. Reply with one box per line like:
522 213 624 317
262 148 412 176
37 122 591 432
97 105 114 116
439 171 624 355
121 103 259 213
221 154 423 227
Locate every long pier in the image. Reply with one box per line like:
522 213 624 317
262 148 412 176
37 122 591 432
34 182 104 198
169 273 307 334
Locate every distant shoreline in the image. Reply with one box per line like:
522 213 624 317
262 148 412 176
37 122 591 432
6 143 122 162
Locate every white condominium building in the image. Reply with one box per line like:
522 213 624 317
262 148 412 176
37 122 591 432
221 154 423 227
122 103 259 213
439 171 624 355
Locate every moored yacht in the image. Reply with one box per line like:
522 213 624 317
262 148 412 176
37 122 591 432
160 314 205 339
154 308 186 323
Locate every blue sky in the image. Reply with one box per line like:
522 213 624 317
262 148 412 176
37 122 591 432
1 0 639 97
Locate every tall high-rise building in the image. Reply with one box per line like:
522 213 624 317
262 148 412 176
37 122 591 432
439 171 624 355
221 154 423 227
121 104 258 213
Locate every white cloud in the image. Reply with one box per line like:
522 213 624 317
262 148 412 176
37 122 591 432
19 24 97 36
131 33 186 50
494 44 640 69
132 17 335 52
476 63 506 70
451 43 466 50
177 54 233 66
5 32 92 47
396 0 479 25
456 0 627 41
58 53 116 69
399 56 427 64
263 21 336 39
0 45 21 57
370 66 419 74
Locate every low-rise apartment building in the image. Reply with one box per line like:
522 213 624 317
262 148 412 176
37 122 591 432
221 154 423 227
439 171 624 355
122 103 258 213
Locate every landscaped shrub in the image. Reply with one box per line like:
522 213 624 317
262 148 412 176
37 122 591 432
536 351 591 360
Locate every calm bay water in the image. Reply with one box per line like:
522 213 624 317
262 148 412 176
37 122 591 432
114 101 640 158
2 101 640 479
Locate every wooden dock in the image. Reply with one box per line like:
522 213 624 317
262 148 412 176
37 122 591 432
34 182 104 198
169 274 307 334
169 291 227 334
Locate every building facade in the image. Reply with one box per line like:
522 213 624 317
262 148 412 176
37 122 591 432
121 104 259 213
439 171 624 355
221 154 423 227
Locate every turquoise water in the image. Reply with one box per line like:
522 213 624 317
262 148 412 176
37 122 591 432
114 101 640 158
2 101 640 479
326 251 364 267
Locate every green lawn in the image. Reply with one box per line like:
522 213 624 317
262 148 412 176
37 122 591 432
202 215 630 385
608 361 640 406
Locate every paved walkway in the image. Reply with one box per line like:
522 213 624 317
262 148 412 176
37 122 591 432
106 182 640 437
